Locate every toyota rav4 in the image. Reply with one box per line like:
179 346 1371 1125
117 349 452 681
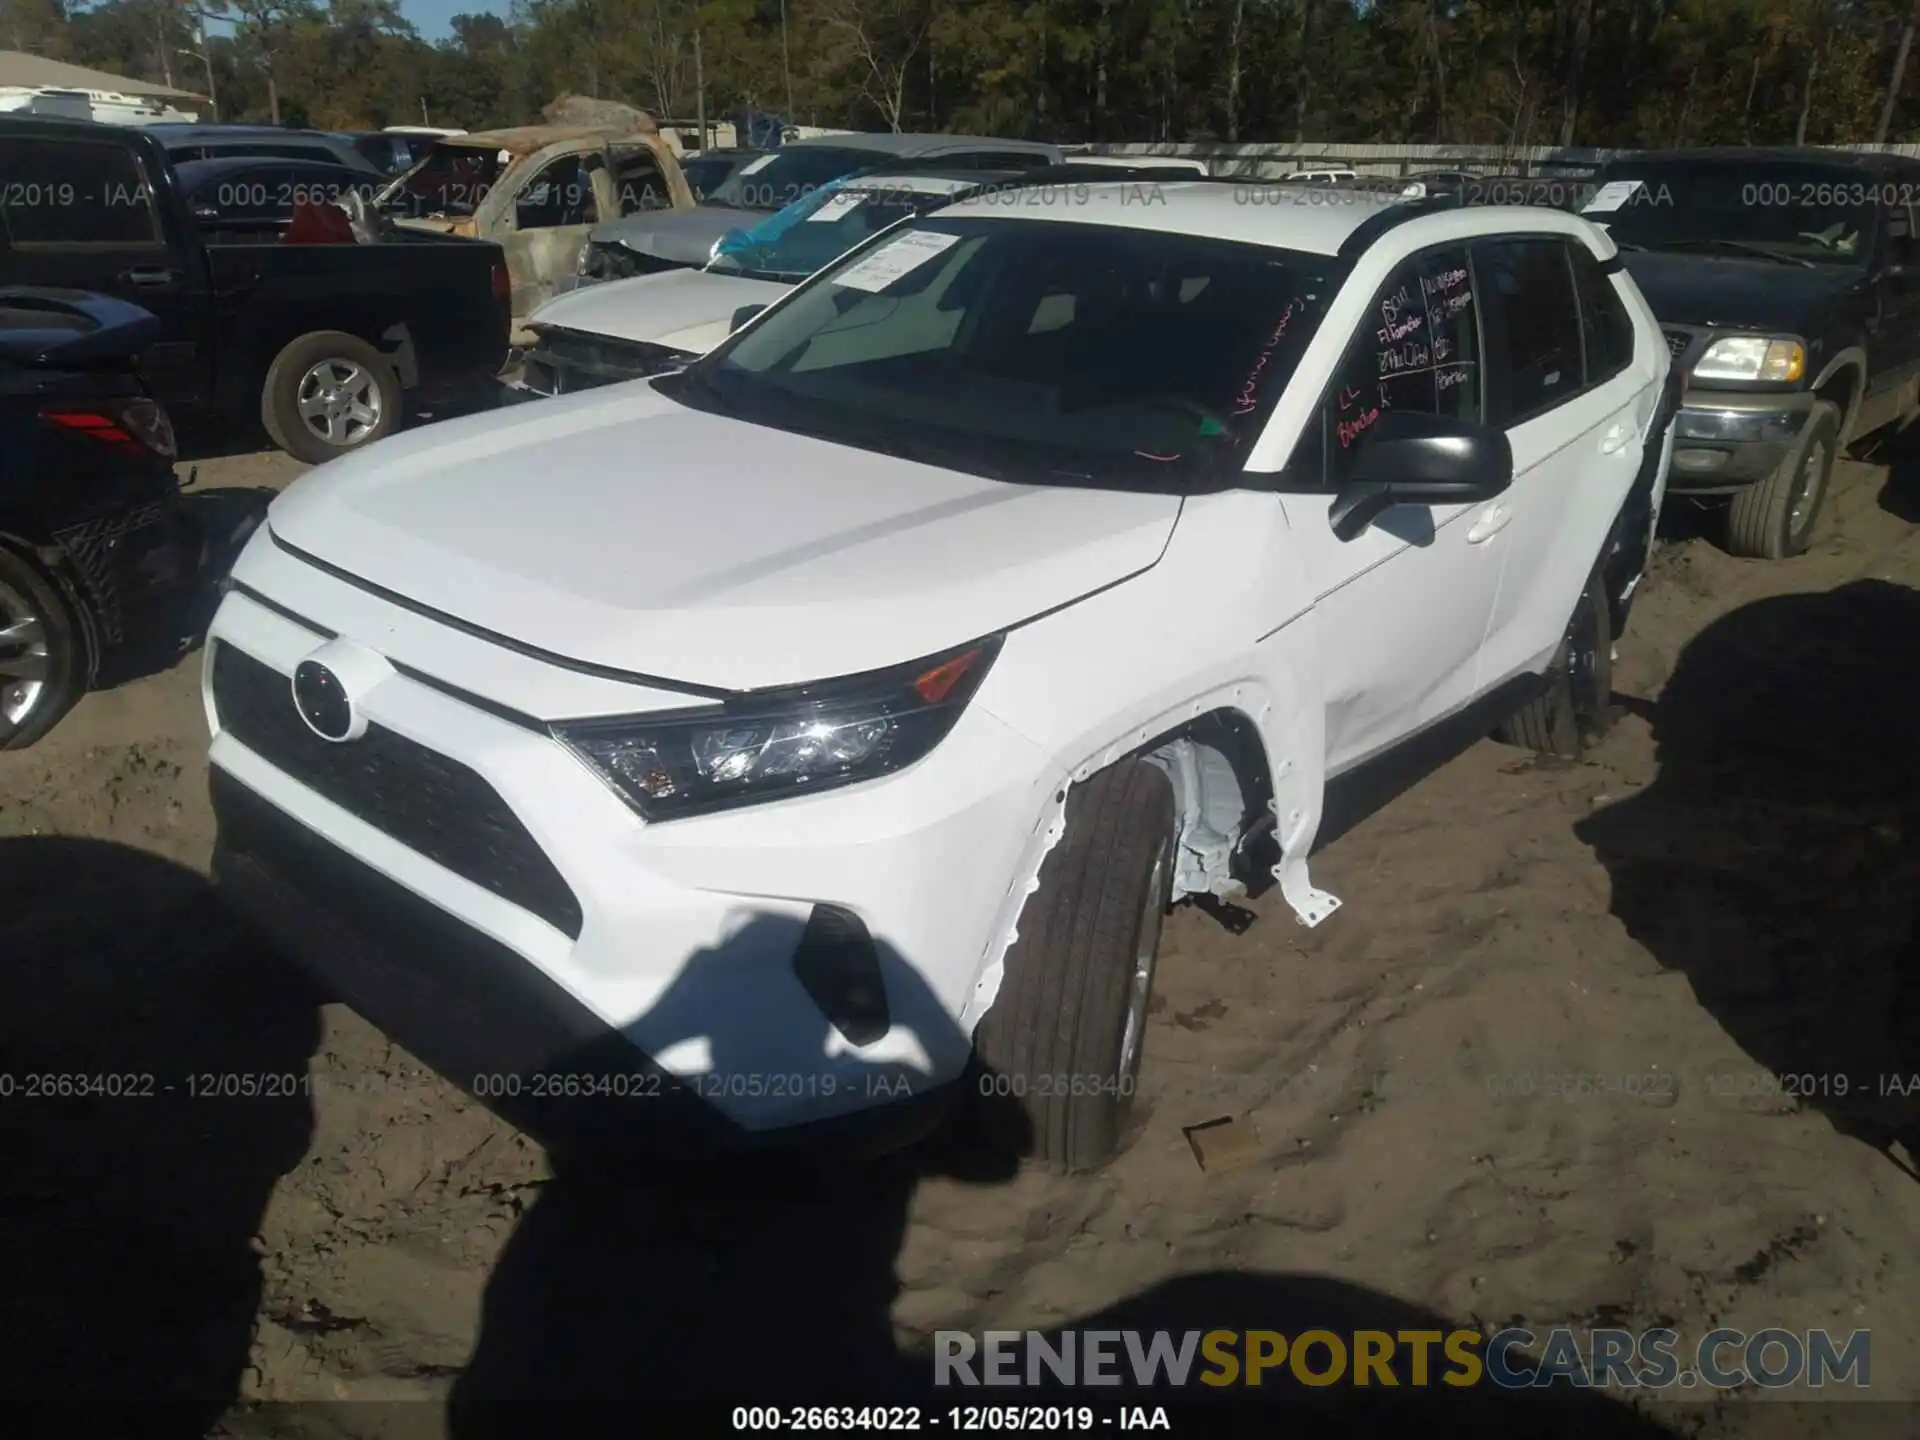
203 183 1679 1171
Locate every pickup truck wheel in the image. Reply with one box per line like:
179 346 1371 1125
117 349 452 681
1494 559 1613 760
1725 400 1839 560
0 544 89 751
972 759 1176 1173
262 332 401 466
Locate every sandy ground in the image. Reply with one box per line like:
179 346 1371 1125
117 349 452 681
2 439 1918 1438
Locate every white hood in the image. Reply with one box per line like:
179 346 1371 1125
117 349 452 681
265 384 1182 692
528 268 793 355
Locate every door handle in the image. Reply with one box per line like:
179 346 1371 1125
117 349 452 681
1467 503 1512 544
120 266 177 287
1600 423 1633 454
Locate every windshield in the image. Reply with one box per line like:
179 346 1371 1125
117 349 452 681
1589 161 1875 263
379 144 508 219
707 181 942 282
710 146 886 211
673 217 1334 488
684 152 749 201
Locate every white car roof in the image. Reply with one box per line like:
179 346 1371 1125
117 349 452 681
840 173 981 197
934 180 1611 259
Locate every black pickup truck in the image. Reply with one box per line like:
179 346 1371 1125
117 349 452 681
0 116 510 464
1580 147 1920 558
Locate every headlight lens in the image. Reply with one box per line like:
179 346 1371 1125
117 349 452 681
1692 336 1805 383
553 638 1001 821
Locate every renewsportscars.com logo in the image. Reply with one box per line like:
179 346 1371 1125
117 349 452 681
934 1327 1871 1391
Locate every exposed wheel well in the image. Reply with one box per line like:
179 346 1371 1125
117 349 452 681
1134 707 1279 904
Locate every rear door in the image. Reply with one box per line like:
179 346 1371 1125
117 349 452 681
1473 235 1657 691
1869 162 1920 427
0 130 212 407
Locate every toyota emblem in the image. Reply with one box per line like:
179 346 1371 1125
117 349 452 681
293 660 353 740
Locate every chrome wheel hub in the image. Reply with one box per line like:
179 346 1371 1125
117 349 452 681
0 580 51 729
296 359 383 447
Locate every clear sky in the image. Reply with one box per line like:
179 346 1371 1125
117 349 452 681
201 0 512 45
400 0 510 44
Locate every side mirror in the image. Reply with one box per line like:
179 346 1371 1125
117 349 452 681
1327 409 1513 541
730 303 767 332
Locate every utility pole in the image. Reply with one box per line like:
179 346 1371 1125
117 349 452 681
694 28 706 153
421 95 429 124
780 0 793 120
179 3 217 121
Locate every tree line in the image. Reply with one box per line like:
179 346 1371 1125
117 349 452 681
6 0 1920 149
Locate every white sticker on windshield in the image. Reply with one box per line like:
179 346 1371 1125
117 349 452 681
806 192 867 223
497 149 513 164
832 229 960 293
737 154 777 176
1582 179 1644 214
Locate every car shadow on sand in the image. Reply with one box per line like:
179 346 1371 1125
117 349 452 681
1580 579 1920 1176
195 907 1680 1438
0 838 321 1434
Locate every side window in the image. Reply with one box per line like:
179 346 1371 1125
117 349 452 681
0 140 159 244
1324 245 1481 484
1568 243 1634 385
616 153 671 215
516 154 596 228
1474 237 1583 425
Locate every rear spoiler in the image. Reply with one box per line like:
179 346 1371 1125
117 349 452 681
0 287 162 368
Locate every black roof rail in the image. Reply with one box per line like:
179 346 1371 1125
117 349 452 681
1334 194 1464 261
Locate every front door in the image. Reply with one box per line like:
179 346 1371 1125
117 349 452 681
1278 242 1508 776
477 140 605 321
1 132 212 407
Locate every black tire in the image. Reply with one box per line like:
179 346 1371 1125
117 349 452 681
1494 559 1614 760
1725 399 1839 560
261 330 402 466
972 759 1176 1173
0 542 91 751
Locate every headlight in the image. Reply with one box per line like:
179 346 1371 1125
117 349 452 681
1691 336 1805 383
553 638 1001 821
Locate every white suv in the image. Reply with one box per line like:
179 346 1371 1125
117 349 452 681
204 182 1678 1171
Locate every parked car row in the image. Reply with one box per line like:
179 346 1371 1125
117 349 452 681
197 172 1693 1172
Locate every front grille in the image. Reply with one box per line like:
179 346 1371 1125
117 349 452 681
210 642 583 939
522 325 696 396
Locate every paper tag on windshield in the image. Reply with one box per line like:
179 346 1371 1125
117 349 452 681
737 154 777 176
806 192 867 223
833 229 960 292
1582 180 1644 214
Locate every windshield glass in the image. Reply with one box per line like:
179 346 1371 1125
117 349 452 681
707 180 945 282
379 144 508 219
684 152 748 200
1589 161 1875 263
710 146 885 211
674 217 1334 488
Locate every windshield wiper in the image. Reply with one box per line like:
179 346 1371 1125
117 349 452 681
1652 238 1814 268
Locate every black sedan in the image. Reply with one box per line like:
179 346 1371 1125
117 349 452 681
0 289 224 748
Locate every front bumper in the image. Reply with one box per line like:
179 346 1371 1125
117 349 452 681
201 549 1065 1144
1664 390 1813 495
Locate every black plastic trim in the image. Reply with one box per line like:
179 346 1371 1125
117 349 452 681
210 643 584 938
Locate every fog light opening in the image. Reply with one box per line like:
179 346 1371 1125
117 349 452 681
792 904 891 1047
